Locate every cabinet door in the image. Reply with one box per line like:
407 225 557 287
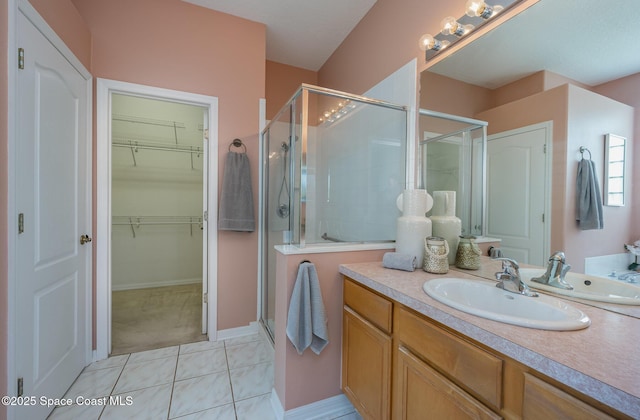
343 306 392 420
394 346 502 420
522 373 615 420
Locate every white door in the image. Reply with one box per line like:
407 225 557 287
201 121 209 334
96 79 218 359
486 123 550 266
15 11 91 419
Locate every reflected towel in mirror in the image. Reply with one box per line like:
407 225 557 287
576 159 603 230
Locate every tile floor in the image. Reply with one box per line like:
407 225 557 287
48 333 276 419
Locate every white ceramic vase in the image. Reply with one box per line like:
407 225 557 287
396 189 433 267
431 191 462 265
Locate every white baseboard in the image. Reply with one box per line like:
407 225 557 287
270 389 357 420
111 277 201 291
216 321 259 341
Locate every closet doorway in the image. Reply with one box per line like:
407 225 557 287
96 79 218 359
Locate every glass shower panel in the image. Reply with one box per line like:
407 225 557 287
261 105 292 342
260 84 408 344
303 91 407 244
418 110 486 236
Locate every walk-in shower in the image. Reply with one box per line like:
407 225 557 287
259 84 408 341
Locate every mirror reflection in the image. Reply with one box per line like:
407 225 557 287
418 109 486 237
419 0 638 278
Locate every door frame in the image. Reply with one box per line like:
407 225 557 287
486 121 552 264
95 78 218 360
7 0 93 415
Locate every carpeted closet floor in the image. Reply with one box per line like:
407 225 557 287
111 283 207 355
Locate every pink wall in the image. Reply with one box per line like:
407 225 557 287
318 0 463 94
420 71 493 117
1 0 8 416
266 60 317 120
71 0 266 330
274 249 388 411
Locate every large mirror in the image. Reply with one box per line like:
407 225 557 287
419 0 638 275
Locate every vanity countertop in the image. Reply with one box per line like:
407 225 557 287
339 260 640 418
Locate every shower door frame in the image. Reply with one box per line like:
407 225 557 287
95 78 219 360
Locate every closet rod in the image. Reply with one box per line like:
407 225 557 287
112 216 203 225
113 216 203 238
112 139 202 154
112 114 186 129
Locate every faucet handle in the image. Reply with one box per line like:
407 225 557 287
495 257 520 272
549 251 566 263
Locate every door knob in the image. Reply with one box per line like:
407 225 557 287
80 234 92 245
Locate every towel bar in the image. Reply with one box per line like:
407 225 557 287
229 138 247 153
579 146 592 160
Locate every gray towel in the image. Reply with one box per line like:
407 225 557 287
575 159 603 230
218 151 255 232
286 262 329 355
382 252 416 271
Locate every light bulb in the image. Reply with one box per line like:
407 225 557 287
441 17 473 36
440 16 458 35
465 0 503 19
418 34 449 52
419 34 435 51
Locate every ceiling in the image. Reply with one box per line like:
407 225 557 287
183 0 377 71
428 0 640 89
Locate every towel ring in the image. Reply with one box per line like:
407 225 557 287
229 138 247 153
579 146 591 160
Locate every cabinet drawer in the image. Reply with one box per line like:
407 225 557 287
395 346 501 420
344 278 392 334
396 307 503 409
522 373 615 420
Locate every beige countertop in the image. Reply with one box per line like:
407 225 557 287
339 260 640 418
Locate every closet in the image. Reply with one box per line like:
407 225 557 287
110 93 207 355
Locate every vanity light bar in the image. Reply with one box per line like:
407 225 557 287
419 0 524 61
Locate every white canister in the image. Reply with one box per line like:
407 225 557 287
431 191 462 265
396 189 433 267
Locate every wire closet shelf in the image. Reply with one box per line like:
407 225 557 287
112 215 204 238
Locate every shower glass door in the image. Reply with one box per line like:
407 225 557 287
260 102 295 342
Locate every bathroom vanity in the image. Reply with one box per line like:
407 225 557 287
339 261 639 419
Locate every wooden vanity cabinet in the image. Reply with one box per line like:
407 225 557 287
394 306 503 419
342 277 630 420
342 278 393 420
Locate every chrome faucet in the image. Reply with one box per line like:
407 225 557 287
531 251 573 290
494 257 538 297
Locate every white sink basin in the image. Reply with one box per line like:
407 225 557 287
520 268 640 306
423 278 590 330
